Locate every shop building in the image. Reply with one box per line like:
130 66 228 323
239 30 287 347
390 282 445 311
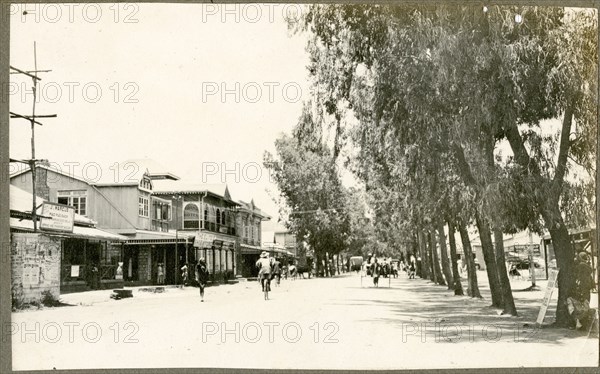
152 180 240 282
10 160 191 286
10 185 126 302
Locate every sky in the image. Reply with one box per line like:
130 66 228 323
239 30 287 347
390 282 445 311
9 3 312 231
9 4 594 236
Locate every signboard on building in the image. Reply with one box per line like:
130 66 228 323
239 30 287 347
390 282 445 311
194 232 217 248
536 269 559 326
40 202 74 232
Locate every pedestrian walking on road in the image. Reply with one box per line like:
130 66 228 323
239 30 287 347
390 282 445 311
272 258 282 286
408 261 416 279
371 259 381 287
195 258 209 302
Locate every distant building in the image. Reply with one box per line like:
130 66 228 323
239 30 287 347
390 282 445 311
236 199 270 277
274 229 298 257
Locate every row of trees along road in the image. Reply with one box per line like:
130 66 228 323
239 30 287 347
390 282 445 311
265 5 596 328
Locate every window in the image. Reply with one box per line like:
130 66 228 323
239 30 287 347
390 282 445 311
139 178 152 190
152 202 170 221
184 204 200 229
138 196 149 217
216 209 221 225
222 211 226 225
155 204 161 220
57 190 87 216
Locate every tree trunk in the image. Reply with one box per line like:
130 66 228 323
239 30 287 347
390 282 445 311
447 220 464 296
437 221 454 290
502 105 575 326
316 252 323 278
426 231 435 282
429 230 446 285
457 219 481 298
493 227 517 316
426 230 435 282
418 230 430 279
542 207 576 327
475 213 503 308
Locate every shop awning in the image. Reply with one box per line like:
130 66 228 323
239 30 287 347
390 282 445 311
124 230 193 245
192 231 235 249
240 244 262 254
10 218 126 241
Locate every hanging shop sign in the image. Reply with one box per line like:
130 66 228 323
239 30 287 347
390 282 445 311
40 202 74 233
194 232 217 248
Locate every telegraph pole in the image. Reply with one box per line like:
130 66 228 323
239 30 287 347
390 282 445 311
10 42 56 232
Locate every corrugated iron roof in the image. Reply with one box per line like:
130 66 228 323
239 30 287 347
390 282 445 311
10 218 126 241
152 180 225 194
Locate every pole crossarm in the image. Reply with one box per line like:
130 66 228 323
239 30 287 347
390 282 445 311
9 112 56 126
10 69 51 75
9 65 42 81
9 158 47 164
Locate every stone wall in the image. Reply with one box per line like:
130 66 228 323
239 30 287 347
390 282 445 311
11 233 61 304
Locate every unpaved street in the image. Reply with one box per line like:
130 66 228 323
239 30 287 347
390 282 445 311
11 272 598 370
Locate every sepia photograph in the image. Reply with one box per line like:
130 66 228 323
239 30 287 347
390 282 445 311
2 1 599 372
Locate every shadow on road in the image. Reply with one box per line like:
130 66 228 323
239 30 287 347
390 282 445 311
328 277 597 345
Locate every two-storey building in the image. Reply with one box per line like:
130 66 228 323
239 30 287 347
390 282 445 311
10 159 275 287
237 199 271 277
10 160 194 286
9 183 126 296
152 180 240 282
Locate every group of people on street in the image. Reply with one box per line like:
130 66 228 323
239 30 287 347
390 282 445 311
363 255 404 287
164 251 288 302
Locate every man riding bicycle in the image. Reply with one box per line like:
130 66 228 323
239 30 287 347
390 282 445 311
256 251 273 293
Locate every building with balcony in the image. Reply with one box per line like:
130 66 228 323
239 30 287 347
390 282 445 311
152 181 240 281
10 159 276 286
